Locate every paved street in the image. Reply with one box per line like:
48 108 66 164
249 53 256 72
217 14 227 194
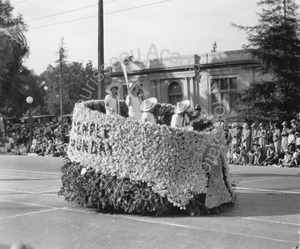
0 155 299 249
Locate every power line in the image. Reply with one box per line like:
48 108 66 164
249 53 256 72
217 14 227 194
26 0 118 23
104 0 172 15
27 4 98 22
11 0 27 4
31 15 98 29
30 0 172 30
23 0 118 22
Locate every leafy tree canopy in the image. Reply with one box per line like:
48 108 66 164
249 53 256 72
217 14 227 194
38 61 100 115
0 0 32 117
233 0 300 122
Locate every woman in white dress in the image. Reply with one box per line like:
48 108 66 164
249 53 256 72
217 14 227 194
126 81 143 121
257 123 267 154
281 121 289 152
170 100 191 129
242 123 251 153
140 97 157 124
104 82 122 117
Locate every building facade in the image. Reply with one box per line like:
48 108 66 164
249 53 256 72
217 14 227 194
110 49 269 118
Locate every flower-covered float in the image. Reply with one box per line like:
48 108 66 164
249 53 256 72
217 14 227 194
59 99 236 216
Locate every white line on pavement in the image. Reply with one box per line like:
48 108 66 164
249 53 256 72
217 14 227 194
0 188 61 197
116 215 298 244
0 174 60 180
0 208 61 220
36 189 61 193
0 169 61 175
0 198 96 216
0 198 297 244
236 187 300 194
0 199 61 209
0 199 94 214
242 217 300 226
239 177 286 184
0 174 43 179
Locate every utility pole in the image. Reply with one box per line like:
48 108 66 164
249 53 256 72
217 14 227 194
59 48 64 116
98 0 105 99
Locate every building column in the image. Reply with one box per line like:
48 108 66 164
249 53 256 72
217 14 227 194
157 79 163 103
151 80 158 100
186 77 195 107
160 79 167 103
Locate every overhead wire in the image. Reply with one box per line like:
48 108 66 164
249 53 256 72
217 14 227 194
11 0 27 4
31 15 98 29
26 0 119 22
26 4 98 22
30 0 172 30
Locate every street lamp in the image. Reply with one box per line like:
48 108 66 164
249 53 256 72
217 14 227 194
26 96 34 149
26 96 33 105
40 81 48 91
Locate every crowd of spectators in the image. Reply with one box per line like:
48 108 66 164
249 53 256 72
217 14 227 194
0 121 71 157
2 111 300 168
226 118 300 167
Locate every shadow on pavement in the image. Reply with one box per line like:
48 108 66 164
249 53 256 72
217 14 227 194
220 191 300 217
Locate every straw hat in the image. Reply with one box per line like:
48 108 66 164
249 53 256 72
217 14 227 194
174 100 190 114
243 123 249 128
293 152 299 159
105 82 122 94
128 81 140 93
140 97 157 112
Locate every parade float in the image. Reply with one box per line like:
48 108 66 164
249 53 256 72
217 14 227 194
59 99 236 216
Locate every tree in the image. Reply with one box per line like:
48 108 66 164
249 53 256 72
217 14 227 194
233 0 300 122
57 38 68 115
39 61 99 115
0 0 30 117
0 67 46 116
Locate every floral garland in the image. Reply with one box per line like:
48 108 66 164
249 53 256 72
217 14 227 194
67 100 235 209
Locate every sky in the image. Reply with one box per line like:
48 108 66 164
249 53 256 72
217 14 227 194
10 0 299 75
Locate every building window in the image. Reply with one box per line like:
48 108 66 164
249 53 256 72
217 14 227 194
168 82 182 105
210 77 237 115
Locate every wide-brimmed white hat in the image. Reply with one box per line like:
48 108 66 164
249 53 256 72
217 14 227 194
293 152 299 159
106 82 122 94
174 100 190 114
128 81 140 93
140 97 157 112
